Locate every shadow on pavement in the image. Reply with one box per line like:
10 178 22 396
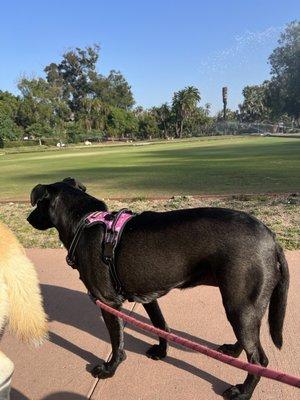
10 388 28 400
43 392 88 399
41 284 219 351
163 356 230 395
11 388 88 399
41 284 229 396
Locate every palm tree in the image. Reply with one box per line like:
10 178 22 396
172 86 201 137
91 98 109 131
151 103 171 138
239 84 270 122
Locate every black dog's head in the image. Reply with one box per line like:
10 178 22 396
27 177 87 230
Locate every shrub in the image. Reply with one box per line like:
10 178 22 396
3 140 39 148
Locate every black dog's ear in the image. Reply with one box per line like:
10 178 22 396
30 184 49 206
62 177 86 192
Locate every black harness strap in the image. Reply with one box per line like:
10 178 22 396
66 217 89 268
101 208 132 294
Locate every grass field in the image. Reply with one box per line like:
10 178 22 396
0 194 299 249
0 136 299 200
0 136 299 249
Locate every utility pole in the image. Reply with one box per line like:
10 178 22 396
222 87 228 121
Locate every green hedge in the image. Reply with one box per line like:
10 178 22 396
2 138 64 148
3 140 40 148
41 138 62 146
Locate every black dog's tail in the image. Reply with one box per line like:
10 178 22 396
268 243 289 349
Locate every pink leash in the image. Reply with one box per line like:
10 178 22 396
96 300 300 388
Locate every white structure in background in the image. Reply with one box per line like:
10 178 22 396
84 140 92 145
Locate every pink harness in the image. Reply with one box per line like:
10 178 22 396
86 210 134 238
66 209 136 294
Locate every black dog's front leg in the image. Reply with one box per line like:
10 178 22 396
143 300 170 360
92 308 126 379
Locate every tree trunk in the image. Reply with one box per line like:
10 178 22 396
179 120 183 138
163 122 168 139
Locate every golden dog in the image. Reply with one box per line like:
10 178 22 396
0 221 47 399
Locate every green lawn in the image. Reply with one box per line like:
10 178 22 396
1 195 299 249
0 136 299 200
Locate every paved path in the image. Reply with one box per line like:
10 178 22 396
1 250 299 400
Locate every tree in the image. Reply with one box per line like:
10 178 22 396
0 116 23 141
9 45 136 141
151 103 172 138
107 108 138 138
238 84 271 122
137 112 159 139
172 86 201 137
78 97 106 132
216 108 238 121
0 91 20 117
267 21 300 122
0 91 23 140
17 77 70 136
44 44 100 113
182 107 212 135
90 99 110 131
45 45 134 116
91 70 134 110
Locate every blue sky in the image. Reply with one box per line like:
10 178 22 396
0 1 299 113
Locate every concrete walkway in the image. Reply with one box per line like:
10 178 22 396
1 249 299 400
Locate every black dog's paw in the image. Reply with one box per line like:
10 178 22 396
146 344 167 360
91 352 127 379
91 362 115 379
223 385 250 400
218 343 242 358
119 351 127 362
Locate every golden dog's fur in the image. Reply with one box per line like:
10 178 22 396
0 221 47 344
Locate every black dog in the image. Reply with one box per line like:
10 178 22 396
27 178 289 400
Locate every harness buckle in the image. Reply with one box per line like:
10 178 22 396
103 241 115 261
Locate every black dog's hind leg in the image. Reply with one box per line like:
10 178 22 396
91 308 127 379
218 342 243 358
222 309 269 400
143 300 170 360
